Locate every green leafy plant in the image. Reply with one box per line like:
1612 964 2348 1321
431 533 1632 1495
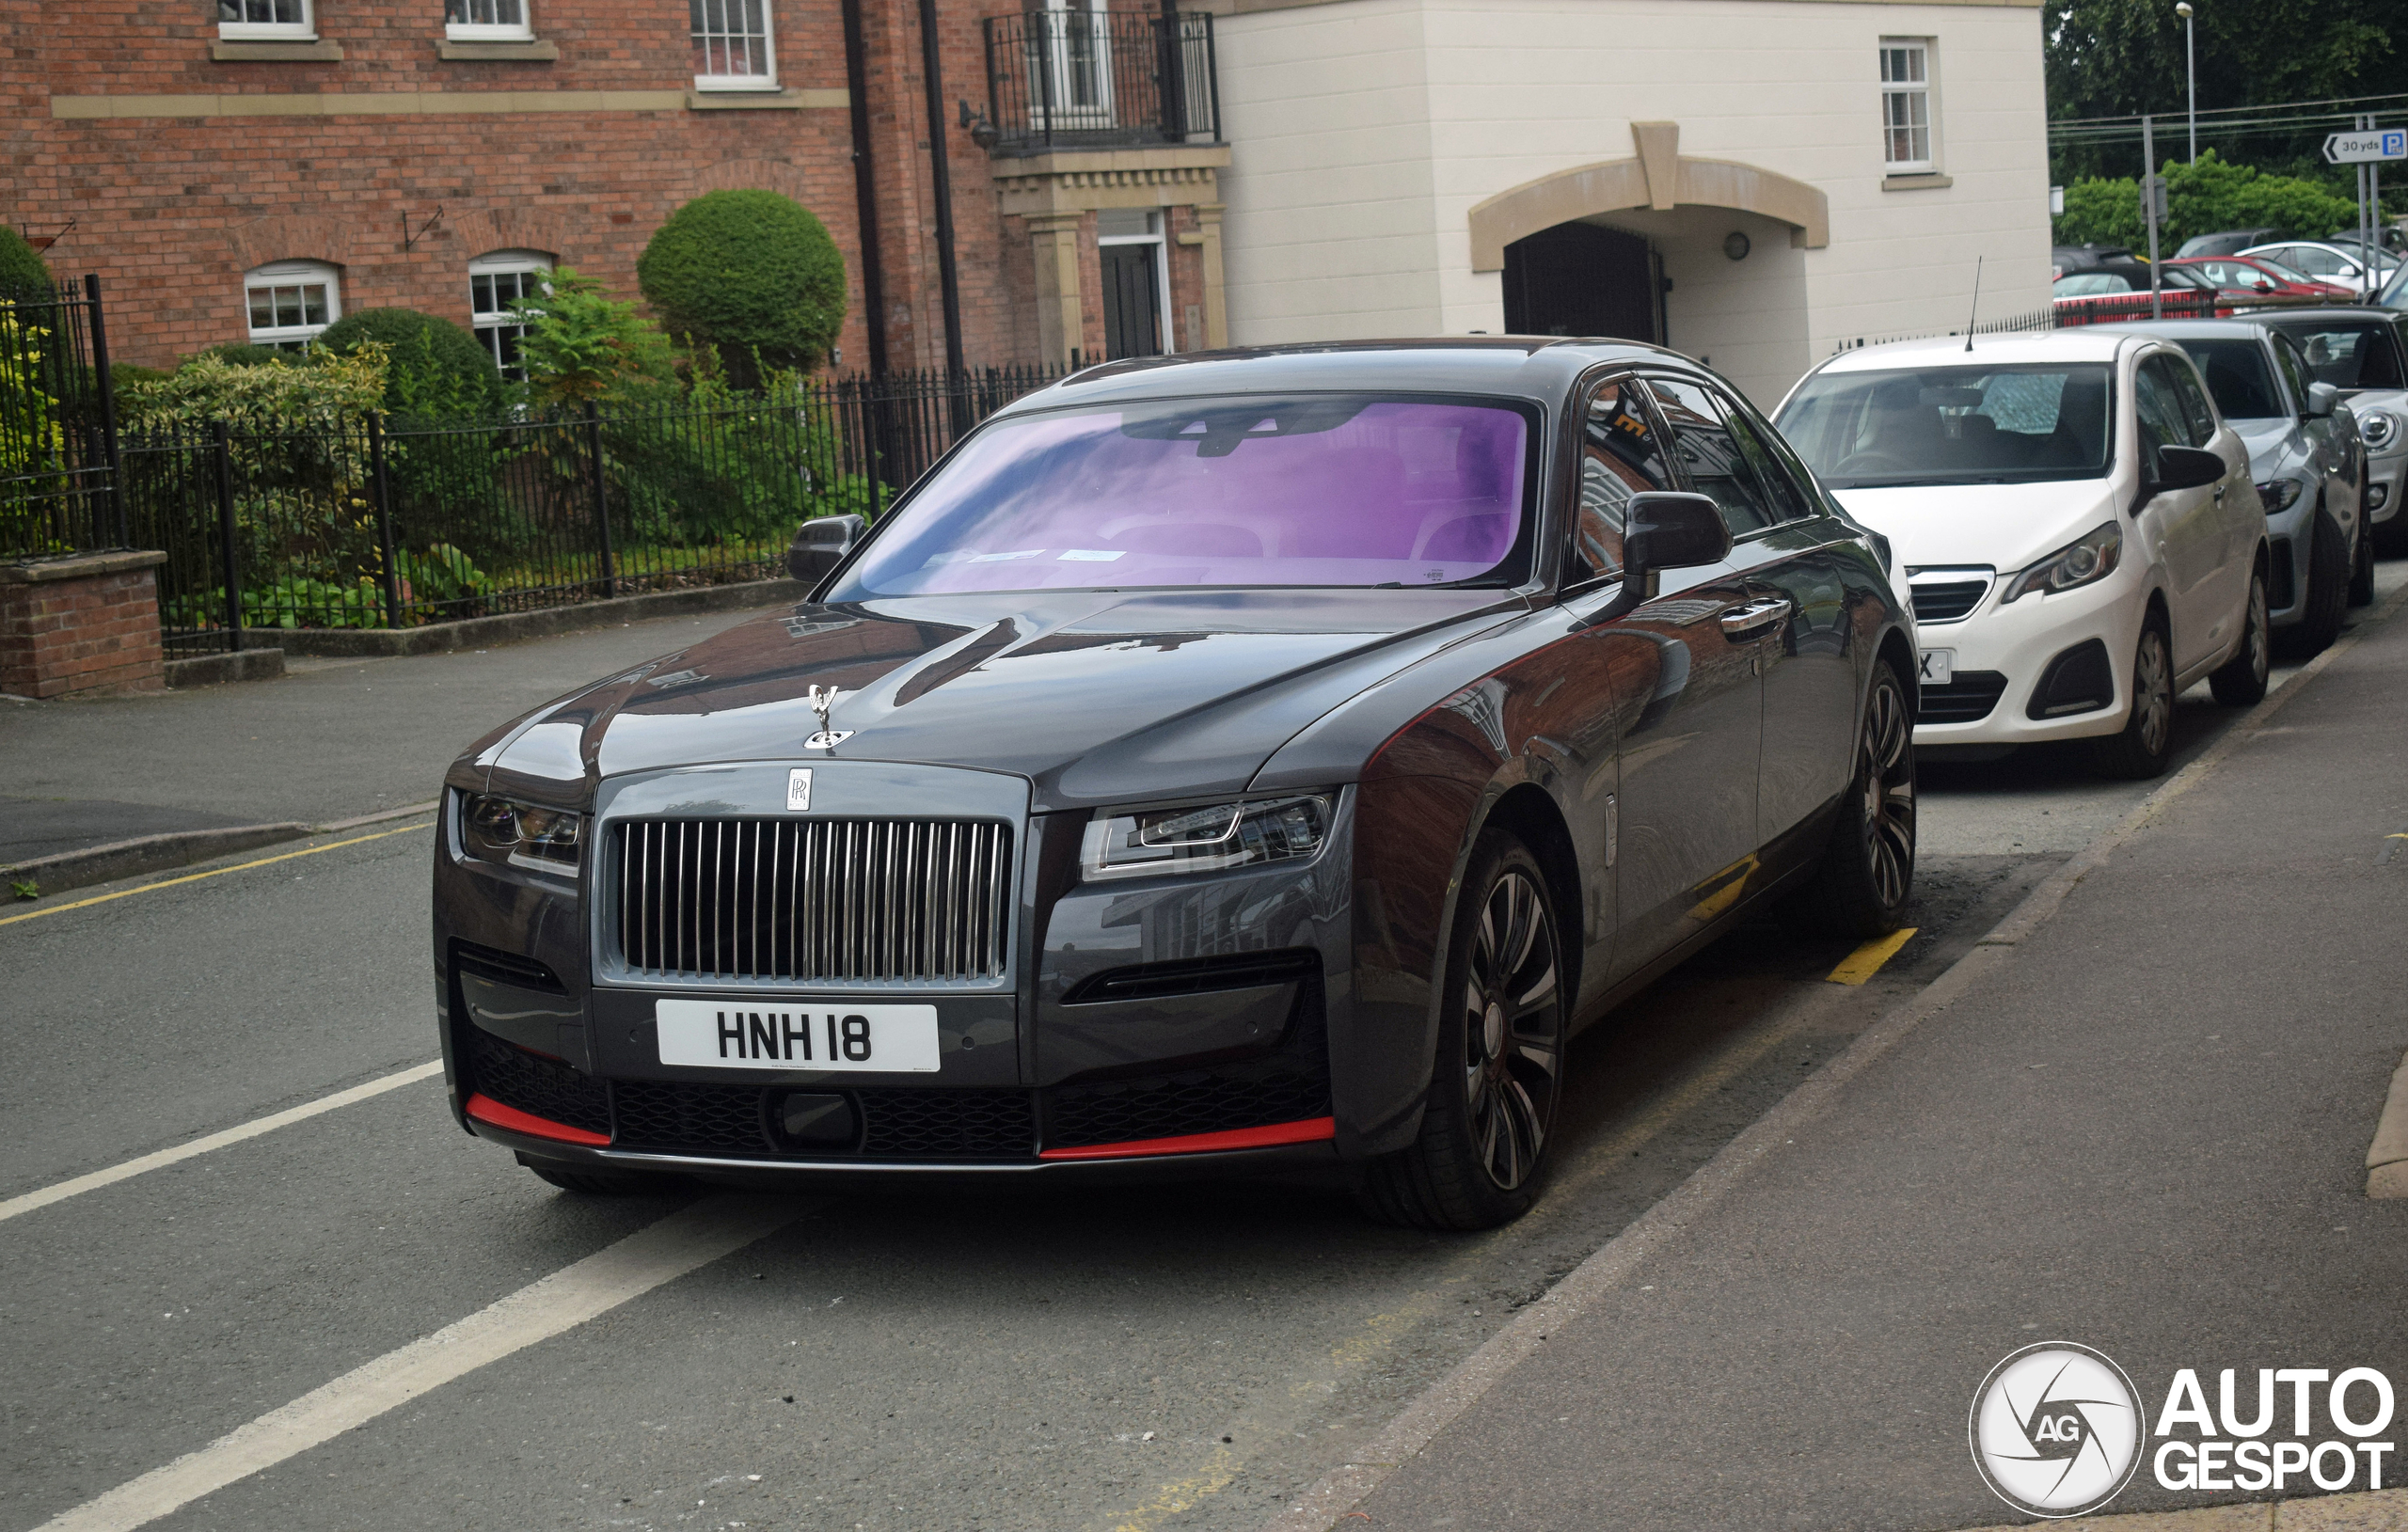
638 190 847 387
508 266 675 408
0 306 71 555
9 879 37 901
319 308 502 421
0 227 52 299
2053 150 2362 250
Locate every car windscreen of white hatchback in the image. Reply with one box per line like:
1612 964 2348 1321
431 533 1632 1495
1779 364 2115 490
830 395 1535 598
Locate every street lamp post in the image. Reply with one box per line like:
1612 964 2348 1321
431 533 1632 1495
2176 2 2196 162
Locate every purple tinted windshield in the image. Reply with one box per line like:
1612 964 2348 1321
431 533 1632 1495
831 397 1531 596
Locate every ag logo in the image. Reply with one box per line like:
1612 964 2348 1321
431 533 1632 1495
1969 1343 2143 1518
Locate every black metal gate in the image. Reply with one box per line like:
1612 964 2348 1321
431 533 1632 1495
0 276 124 560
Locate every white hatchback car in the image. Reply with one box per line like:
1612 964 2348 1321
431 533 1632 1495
1777 331 2271 777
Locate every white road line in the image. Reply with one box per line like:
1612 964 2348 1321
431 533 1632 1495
0 1060 444 1225
35 1194 807 1532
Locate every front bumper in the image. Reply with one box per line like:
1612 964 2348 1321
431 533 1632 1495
1911 571 2142 746
2369 449 2407 527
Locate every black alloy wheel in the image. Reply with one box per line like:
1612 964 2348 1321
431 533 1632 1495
2092 618 2175 779
2210 569 2270 706
1787 658 1915 938
1360 829 1565 1231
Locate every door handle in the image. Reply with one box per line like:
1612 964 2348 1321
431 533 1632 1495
1719 597 1793 637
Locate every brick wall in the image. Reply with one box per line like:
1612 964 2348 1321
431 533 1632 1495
0 556 169 700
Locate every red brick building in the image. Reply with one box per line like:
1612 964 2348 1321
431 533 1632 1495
3 0 1229 373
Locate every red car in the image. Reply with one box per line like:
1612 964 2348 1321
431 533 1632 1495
2162 255 2354 306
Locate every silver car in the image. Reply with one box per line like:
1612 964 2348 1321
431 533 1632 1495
2258 308 2408 563
2092 319 2368 654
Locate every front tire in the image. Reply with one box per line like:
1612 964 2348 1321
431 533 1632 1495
2209 568 2270 706
2280 512 2348 657
1787 658 1915 938
1359 829 1565 1232
2091 616 2175 779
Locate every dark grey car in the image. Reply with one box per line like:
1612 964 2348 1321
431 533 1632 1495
2091 319 2368 653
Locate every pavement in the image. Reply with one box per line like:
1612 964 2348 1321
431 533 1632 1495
2 568 2406 1532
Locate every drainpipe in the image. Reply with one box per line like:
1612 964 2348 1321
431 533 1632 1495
915 0 967 378
840 0 889 375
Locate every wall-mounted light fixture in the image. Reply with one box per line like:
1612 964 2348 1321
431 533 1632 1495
1722 230 1751 261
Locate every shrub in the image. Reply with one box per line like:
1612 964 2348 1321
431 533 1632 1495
637 190 847 387
508 266 675 407
318 307 501 419
201 342 298 368
2055 150 2361 250
0 226 52 298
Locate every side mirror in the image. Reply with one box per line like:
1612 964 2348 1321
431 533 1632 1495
785 513 864 585
1624 491 1734 587
2151 444 2227 493
2305 381 2340 419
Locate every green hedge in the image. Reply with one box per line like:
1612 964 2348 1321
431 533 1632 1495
0 226 52 298
637 189 847 387
318 308 502 419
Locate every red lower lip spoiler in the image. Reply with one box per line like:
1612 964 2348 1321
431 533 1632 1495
465 1093 611 1146
1037 1116 1336 1161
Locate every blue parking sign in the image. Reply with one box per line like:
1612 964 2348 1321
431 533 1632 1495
2387 130 2407 158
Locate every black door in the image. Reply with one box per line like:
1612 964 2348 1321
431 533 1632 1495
1503 223 1660 342
1101 244 1164 359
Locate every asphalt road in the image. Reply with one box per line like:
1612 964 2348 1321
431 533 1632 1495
3 567 2402 1532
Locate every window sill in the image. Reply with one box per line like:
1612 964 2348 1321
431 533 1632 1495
439 39 558 59
687 87 848 110
1882 171 1952 192
214 38 344 60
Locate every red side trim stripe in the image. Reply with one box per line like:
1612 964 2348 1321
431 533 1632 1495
465 1093 611 1147
1037 1115 1336 1161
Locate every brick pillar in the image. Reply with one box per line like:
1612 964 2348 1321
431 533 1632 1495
0 551 169 699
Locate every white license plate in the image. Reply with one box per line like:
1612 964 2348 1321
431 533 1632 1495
656 1000 941 1072
1918 648 1955 687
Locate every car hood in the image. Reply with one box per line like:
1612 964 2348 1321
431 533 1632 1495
2229 418 2308 481
471 589 1526 813
1826 481 2124 575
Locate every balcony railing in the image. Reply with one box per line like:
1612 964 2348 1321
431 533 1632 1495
981 8 1219 155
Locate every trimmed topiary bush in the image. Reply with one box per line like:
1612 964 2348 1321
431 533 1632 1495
0 226 53 298
637 189 847 387
318 306 501 419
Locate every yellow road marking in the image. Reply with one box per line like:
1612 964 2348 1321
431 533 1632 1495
1827 926 1918 986
0 821 431 929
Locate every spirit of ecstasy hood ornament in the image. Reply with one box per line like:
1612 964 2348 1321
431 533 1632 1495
804 685 854 750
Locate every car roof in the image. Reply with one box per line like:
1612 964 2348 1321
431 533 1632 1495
2082 318 2273 340
1810 329 2136 375
2256 307 2400 324
989 337 1688 416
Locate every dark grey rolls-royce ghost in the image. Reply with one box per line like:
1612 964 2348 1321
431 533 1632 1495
435 339 1918 1229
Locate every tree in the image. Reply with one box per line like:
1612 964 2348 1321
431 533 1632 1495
507 266 675 408
637 189 847 387
2047 0 2395 184
2053 150 2361 249
317 307 502 419
0 226 52 298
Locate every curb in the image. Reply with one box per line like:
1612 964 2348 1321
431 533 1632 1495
3 799 440 903
1259 580 2408 1532
164 647 286 688
224 576 805 658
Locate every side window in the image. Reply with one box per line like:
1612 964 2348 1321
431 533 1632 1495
1647 375 1778 536
1569 377 1675 582
2369 323 2408 389
1720 394 1815 522
2131 357 2193 456
2160 353 2218 445
2271 335 2314 416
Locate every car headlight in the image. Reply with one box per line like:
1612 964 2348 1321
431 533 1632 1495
2001 521 2123 603
2256 479 2305 513
2361 410 2399 450
1082 793 1333 882
460 793 584 874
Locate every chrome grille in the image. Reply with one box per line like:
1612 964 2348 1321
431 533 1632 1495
612 818 1013 983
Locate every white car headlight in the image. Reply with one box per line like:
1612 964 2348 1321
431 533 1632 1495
460 793 584 874
2360 409 2400 450
2001 522 2123 604
1082 793 1333 882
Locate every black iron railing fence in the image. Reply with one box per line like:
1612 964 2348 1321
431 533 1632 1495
983 8 1218 153
121 364 1063 659
1 276 124 559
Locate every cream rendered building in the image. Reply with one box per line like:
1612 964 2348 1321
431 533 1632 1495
1190 0 2054 407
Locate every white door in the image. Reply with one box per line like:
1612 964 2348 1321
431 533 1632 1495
2134 354 2228 671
